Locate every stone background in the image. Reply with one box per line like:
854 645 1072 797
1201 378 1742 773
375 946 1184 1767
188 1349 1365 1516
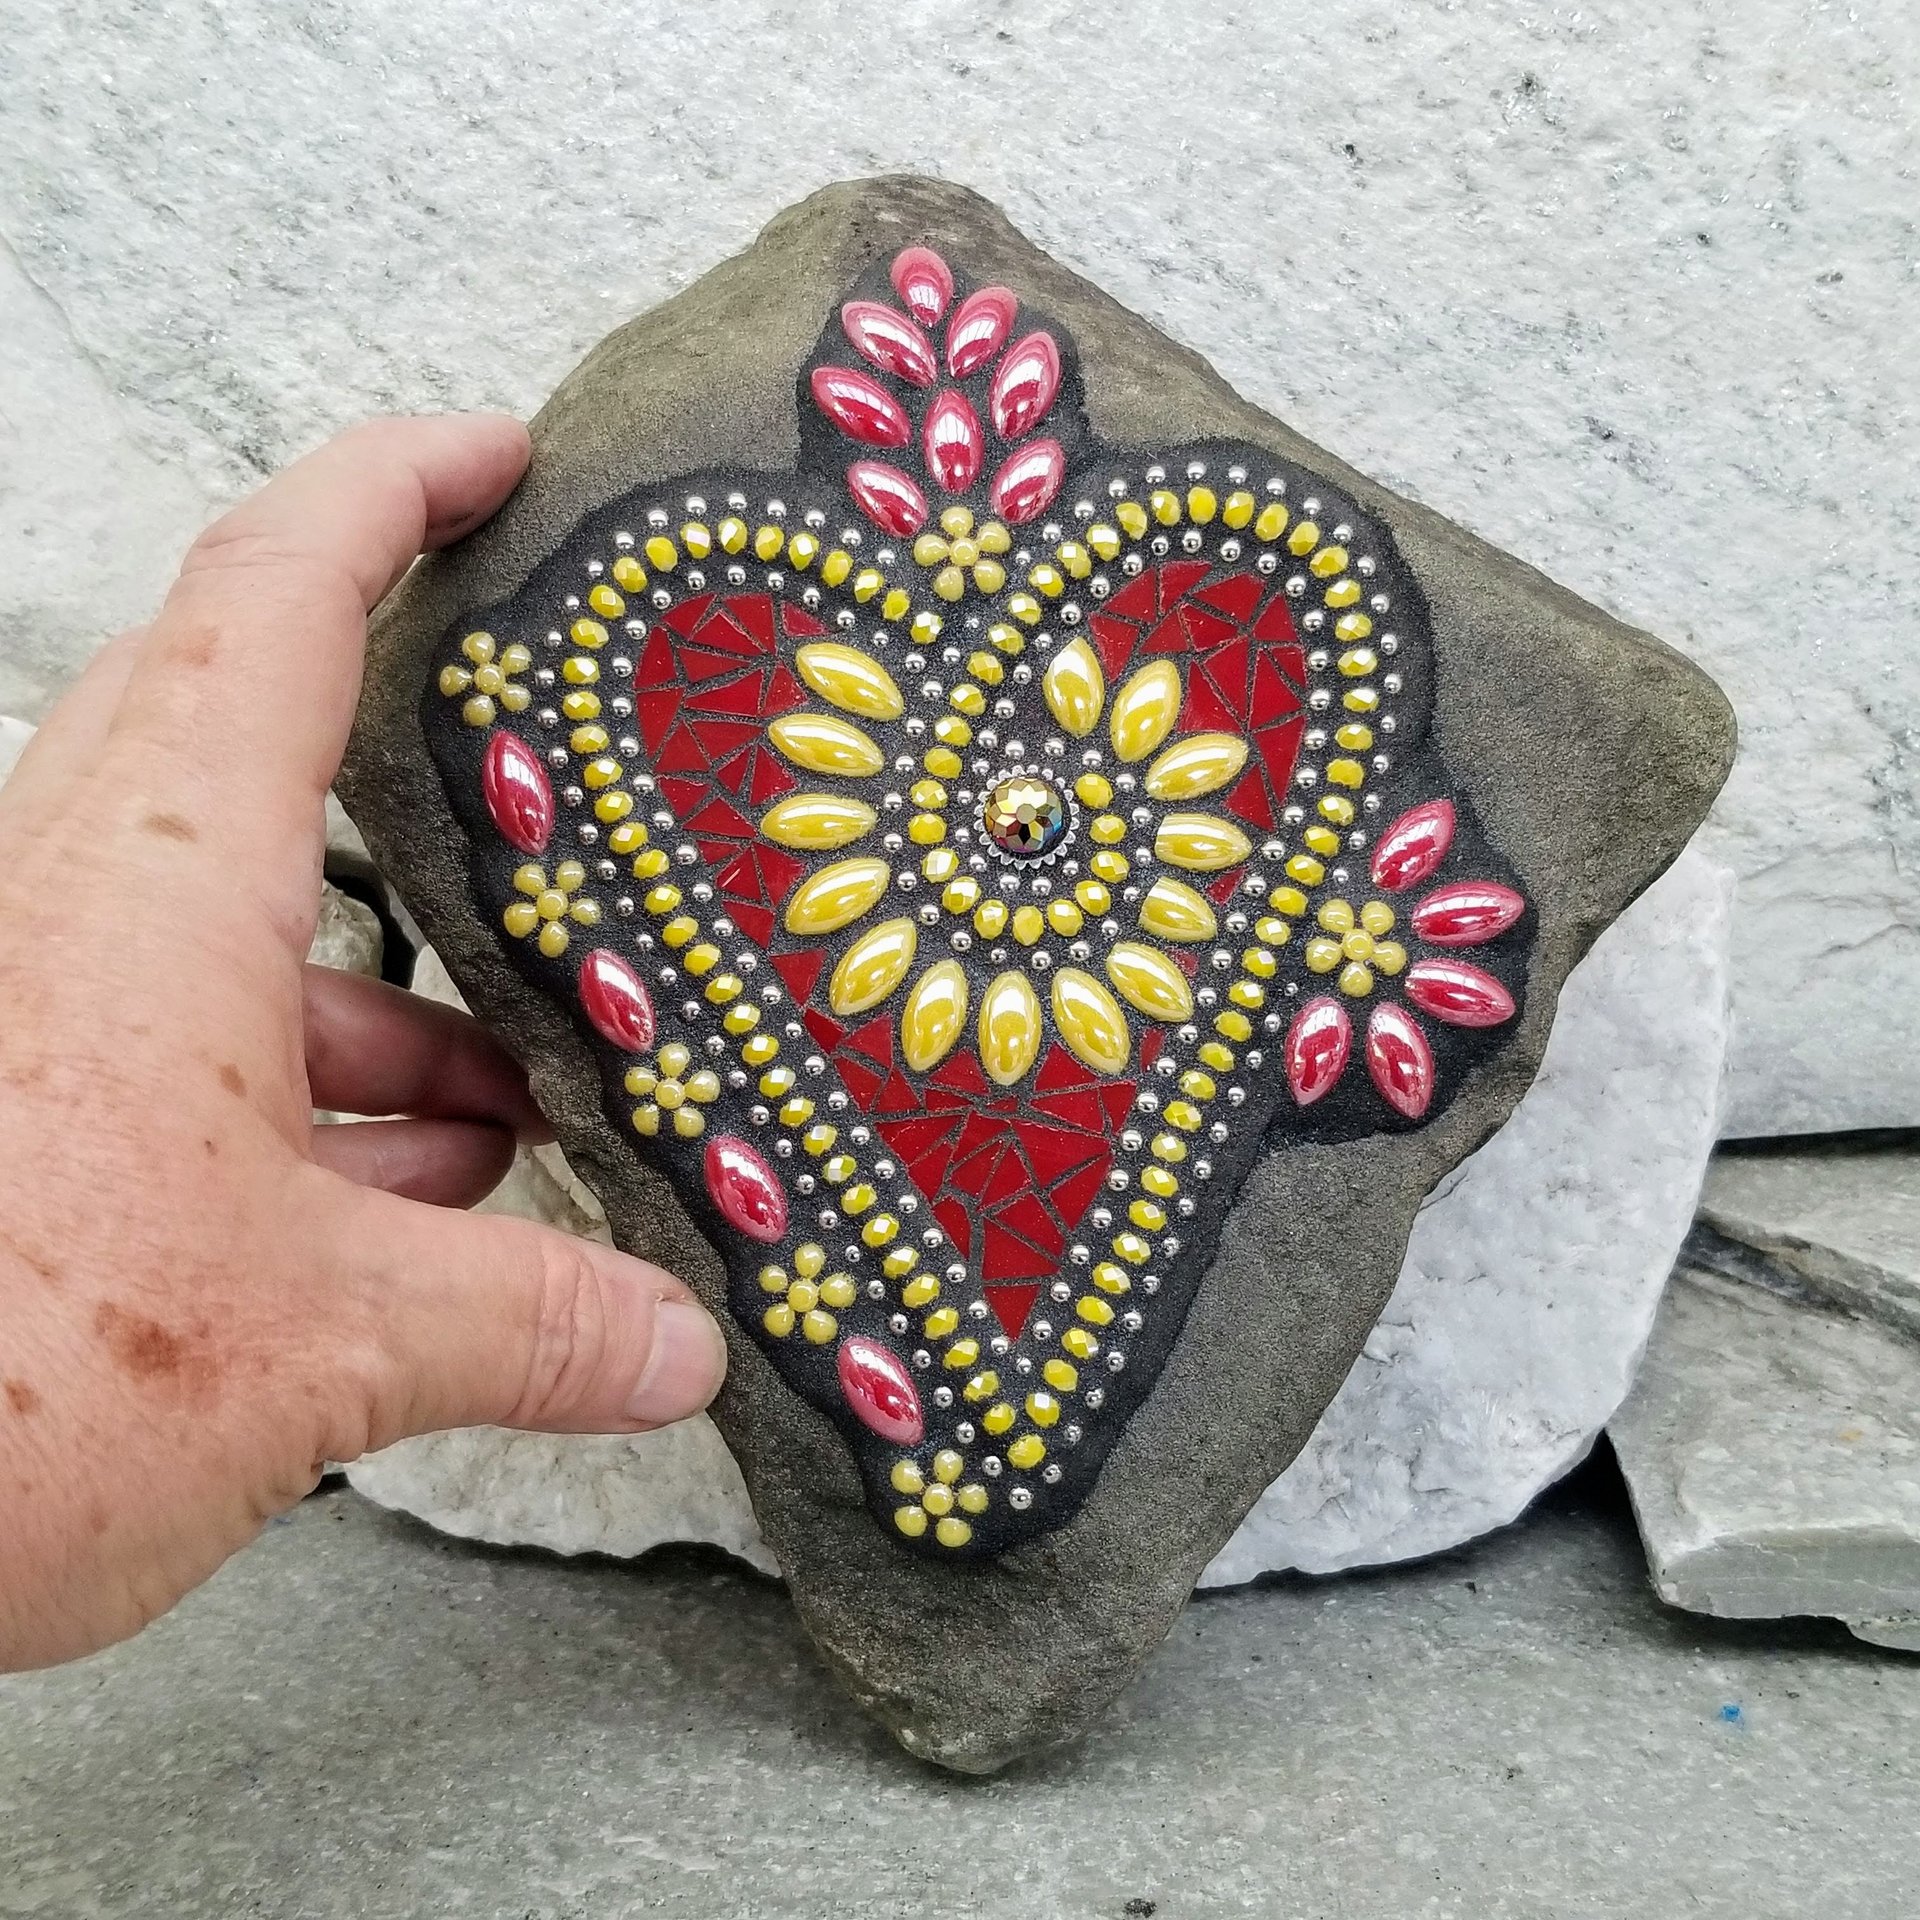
1 1 1913 1134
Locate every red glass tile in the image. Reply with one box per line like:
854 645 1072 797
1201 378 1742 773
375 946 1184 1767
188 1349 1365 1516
1102 572 1160 621
1138 1027 1165 1072
803 1007 844 1053
1251 596 1297 644
934 1195 972 1259
1013 1120 1105 1185
1179 668 1241 734
1176 604 1239 651
1254 716 1306 793
683 794 754 841
746 748 796 805
680 646 752 685
1098 1081 1136 1131
982 1222 1056 1285
636 688 680 756
1031 1087 1110 1132
1144 611 1190 655
1249 653 1303 725
633 630 678 689
1223 766 1276 830
1193 571 1264 620
655 725 711 775
983 1283 1042 1339
781 603 829 639
772 950 825 1006
661 593 715 637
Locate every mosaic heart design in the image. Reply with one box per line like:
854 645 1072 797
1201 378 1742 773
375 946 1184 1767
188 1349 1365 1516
422 248 1531 1558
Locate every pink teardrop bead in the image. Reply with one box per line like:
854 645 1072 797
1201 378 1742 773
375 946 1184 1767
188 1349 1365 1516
703 1135 788 1244
837 1336 925 1446
845 459 929 537
989 438 1065 525
945 285 1018 378
577 948 656 1052
809 364 911 447
1365 1002 1435 1119
841 299 937 387
1285 995 1352 1107
480 729 553 856
1409 880 1527 948
1403 959 1516 1029
989 330 1061 439
890 246 954 328
1371 799 1456 893
922 389 985 493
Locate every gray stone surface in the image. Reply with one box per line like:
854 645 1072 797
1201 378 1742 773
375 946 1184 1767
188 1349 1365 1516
0 1 1910 1133
1611 1264 1920 1652
2 1471 1917 1918
353 849 1731 1589
338 177 1730 1770
306 882 382 979
1697 1144 1920 1344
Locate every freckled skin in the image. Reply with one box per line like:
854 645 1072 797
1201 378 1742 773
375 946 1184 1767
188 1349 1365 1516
0 417 723 1674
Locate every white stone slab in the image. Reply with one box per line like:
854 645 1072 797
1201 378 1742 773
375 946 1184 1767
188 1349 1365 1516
1698 1147 1920 1345
0 3 1908 1130
350 849 1731 1583
1611 1265 1920 1651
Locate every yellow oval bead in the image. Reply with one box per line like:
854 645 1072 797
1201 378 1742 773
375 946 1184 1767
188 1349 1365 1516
1042 635 1105 738
901 961 969 1074
1105 941 1195 1023
978 970 1042 1088
1010 904 1046 946
784 856 892 936
768 712 884 777
1154 812 1253 873
1051 969 1131 1077
759 793 877 851
794 642 904 720
1109 660 1182 763
828 918 917 1017
1138 875 1219 943
1143 731 1250 802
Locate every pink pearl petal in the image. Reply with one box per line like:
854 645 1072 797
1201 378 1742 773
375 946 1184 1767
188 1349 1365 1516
845 459 929 536
1285 995 1353 1106
840 299 937 387
945 286 1018 379
989 330 1061 439
577 949 656 1052
837 1336 925 1446
1371 799 1456 893
922 388 985 493
890 246 954 328
809 364 912 447
1403 959 1517 1029
988 438 1066 525
1410 880 1527 948
481 730 553 856
1365 1002 1435 1119
703 1135 788 1244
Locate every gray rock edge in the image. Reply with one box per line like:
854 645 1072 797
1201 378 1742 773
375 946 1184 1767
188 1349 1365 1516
338 175 1734 1771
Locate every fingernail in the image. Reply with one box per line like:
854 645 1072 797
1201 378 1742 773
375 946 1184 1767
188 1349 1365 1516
626 1298 728 1426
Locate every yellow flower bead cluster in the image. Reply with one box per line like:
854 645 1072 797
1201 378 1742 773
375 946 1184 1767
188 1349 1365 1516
912 506 1012 601
1301 896 1406 999
625 1041 722 1140
890 1449 990 1548
439 631 532 727
502 861 602 958
756 1242 857 1345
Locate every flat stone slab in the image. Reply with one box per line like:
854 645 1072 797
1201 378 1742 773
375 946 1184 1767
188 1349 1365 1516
1697 1144 1920 1345
1612 1264 1920 1651
339 177 1730 1768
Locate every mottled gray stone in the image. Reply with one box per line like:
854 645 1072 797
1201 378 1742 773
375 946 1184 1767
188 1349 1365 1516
1612 1265 1920 1652
306 883 382 980
338 178 1731 1769
1 0 1909 1133
4 1478 1919 1919
1696 1144 1920 1345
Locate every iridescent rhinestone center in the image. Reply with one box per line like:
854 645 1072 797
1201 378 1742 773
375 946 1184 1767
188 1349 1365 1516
981 773 1069 860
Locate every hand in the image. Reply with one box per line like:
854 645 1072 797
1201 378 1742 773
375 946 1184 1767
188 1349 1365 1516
0 416 727 1671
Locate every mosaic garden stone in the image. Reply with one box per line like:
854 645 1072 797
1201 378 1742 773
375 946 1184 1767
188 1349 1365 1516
338 177 1734 1771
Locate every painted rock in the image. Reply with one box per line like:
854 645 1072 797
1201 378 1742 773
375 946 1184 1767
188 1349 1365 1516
340 178 1734 1772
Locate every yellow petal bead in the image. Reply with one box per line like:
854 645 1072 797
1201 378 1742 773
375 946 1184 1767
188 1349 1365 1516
1007 1434 1047 1471
1222 490 1256 528
767 712 884 777
901 960 969 1073
1154 812 1253 873
1010 904 1045 946
794 642 904 721
1137 876 1218 944
1143 732 1250 802
759 793 878 851
978 970 1042 1088
894 1505 928 1538
1108 660 1182 763
1326 757 1367 789
935 1516 973 1548
1115 499 1149 538
1254 500 1289 542
1075 771 1112 809
611 555 647 590
1310 544 1349 578
1050 969 1131 1077
828 918 918 1017
1042 635 1105 739
1105 941 1195 1023
784 856 892 936
1318 900 1357 934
